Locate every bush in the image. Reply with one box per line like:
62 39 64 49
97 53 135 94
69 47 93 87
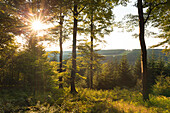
152 75 170 97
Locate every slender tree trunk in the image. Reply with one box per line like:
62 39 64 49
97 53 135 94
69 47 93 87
90 11 94 89
17 71 19 87
59 11 63 89
87 70 90 88
70 4 78 94
34 67 36 96
11 58 14 86
138 0 149 101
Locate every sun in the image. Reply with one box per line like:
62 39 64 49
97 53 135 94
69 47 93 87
31 20 45 31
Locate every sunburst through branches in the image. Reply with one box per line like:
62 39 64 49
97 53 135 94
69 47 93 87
18 1 53 37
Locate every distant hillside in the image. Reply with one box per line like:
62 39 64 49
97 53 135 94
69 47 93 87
102 49 169 64
96 49 127 56
47 49 169 64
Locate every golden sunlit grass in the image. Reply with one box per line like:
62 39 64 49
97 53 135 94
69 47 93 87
1 87 169 112
54 88 169 113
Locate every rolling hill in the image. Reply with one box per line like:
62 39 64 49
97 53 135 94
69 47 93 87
48 49 169 64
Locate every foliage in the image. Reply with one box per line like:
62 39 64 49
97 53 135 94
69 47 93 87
1 86 170 112
0 0 169 111
118 56 136 88
147 54 169 93
121 0 169 52
148 0 170 52
0 0 23 87
0 37 57 95
94 55 136 89
77 38 104 88
57 88 169 113
79 0 114 38
0 88 65 113
94 60 119 89
152 75 170 97
0 0 22 50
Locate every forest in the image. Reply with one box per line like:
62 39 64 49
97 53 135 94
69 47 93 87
0 0 169 112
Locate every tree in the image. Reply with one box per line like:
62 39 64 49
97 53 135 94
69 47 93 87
70 0 88 94
71 2 78 94
133 57 142 89
121 0 168 100
58 13 64 88
137 0 149 101
47 0 72 88
94 55 135 89
0 0 58 93
77 38 104 88
0 0 22 53
118 56 135 88
0 0 23 88
79 0 115 88
13 36 54 94
148 0 169 53
134 58 142 79
46 0 88 93
80 0 130 88
137 0 168 101
147 54 167 92
67 0 128 92
95 61 118 90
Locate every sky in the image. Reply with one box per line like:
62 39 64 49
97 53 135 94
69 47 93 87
44 0 164 51
17 0 165 51
103 0 164 50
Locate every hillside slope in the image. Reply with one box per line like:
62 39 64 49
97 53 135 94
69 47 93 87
48 49 169 64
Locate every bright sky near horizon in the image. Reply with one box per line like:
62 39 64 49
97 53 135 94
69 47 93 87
44 0 164 51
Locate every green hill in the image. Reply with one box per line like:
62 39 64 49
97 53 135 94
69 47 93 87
48 49 169 64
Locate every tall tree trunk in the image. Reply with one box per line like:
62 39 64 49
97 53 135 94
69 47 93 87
70 4 78 94
59 11 63 89
138 0 149 101
11 58 14 86
34 67 36 96
17 71 20 87
90 11 94 89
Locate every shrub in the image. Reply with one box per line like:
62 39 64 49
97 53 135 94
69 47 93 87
152 75 170 97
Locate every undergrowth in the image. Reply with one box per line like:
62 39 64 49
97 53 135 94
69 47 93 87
0 87 169 113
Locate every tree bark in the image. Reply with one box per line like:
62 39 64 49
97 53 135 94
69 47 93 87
59 11 63 89
70 4 78 94
138 0 149 101
90 11 94 89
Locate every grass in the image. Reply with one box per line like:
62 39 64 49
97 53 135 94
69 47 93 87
0 87 169 112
